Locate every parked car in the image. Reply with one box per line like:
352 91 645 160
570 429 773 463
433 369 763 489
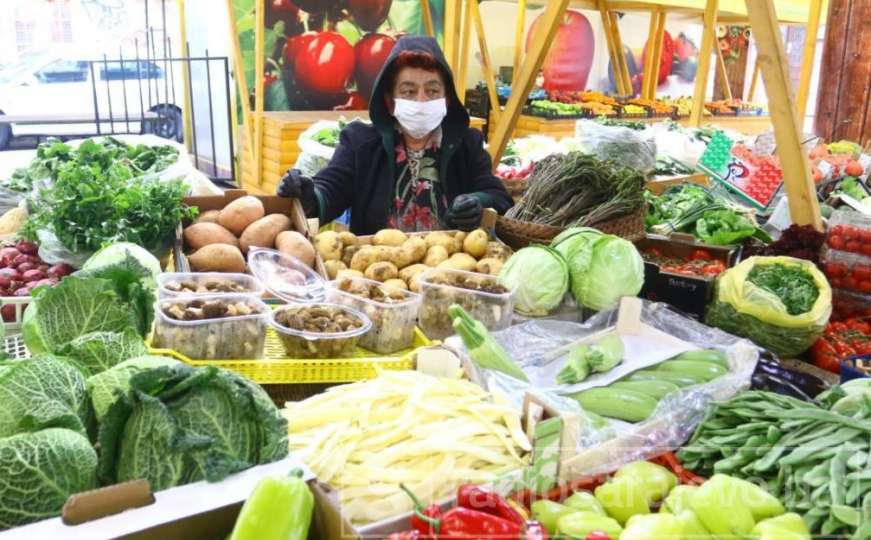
0 50 183 149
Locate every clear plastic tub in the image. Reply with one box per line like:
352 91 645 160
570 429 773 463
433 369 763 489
821 248 871 295
417 268 515 341
157 272 265 298
327 276 421 354
248 248 326 303
832 287 871 321
270 303 372 359
152 294 269 360
826 210 871 257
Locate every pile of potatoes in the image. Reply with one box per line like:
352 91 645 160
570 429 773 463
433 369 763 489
314 228 512 292
183 196 316 273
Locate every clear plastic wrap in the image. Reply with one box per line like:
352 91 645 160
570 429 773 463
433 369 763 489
447 300 758 476
575 120 657 173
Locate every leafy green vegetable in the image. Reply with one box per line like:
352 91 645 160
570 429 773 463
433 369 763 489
82 242 162 281
835 177 869 201
59 330 149 376
498 245 569 316
747 264 820 316
645 183 717 232
695 209 771 245
86 355 181 422
0 355 91 438
0 428 98 529
556 232 644 311
98 364 288 491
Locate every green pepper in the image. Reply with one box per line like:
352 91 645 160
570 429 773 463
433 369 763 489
594 478 650 525
449 305 528 382
689 475 755 539
752 513 811 539
614 461 677 503
556 511 623 539
712 474 785 521
620 514 684 540
662 485 698 514
531 500 577 535
675 510 711 538
229 470 314 540
563 491 606 516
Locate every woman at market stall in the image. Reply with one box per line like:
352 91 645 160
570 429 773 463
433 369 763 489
277 36 513 233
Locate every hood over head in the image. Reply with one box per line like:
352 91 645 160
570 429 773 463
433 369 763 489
367 36 469 148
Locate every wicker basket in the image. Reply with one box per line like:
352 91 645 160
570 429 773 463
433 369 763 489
496 203 647 250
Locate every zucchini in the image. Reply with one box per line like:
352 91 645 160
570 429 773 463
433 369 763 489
569 387 658 423
626 370 708 387
610 380 680 400
655 360 727 381
670 349 729 368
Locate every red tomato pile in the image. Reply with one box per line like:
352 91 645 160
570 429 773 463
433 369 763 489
642 248 727 278
810 318 871 373
827 224 871 257
0 241 73 322
832 289 871 321
823 258 871 294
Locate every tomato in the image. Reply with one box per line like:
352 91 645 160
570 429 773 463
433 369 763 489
859 280 871 294
811 339 840 373
844 226 860 241
645 247 663 258
847 319 871 334
829 235 845 250
690 249 713 261
856 342 871 355
863 244 871 257
702 263 725 276
862 229 871 243
854 266 871 281
830 277 843 288
847 240 862 253
831 225 846 237
845 277 858 290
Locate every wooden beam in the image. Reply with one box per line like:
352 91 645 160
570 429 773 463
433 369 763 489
444 0 461 73
177 0 193 153
747 61 760 101
796 0 823 122
642 10 658 99
254 0 264 185
610 11 634 96
715 38 733 100
489 0 572 165
512 0 527 88
745 0 822 230
471 0 500 124
690 0 718 126
420 0 435 37
648 10 667 99
225 0 254 171
457 0 473 101
597 0 625 95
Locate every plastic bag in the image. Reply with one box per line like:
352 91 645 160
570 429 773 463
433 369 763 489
448 300 759 475
648 123 707 168
36 228 171 269
705 256 832 356
575 120 657 172
294 118 368 177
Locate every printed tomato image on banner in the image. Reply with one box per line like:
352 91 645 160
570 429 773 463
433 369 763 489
526 9 595 92
355 33 396 102
642 30 675 86
293 31 355 95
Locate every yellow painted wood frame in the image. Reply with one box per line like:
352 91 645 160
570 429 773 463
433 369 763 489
642 10 658 99
647 10 667 99
609 11 633 96
420 0 435 37
690 0 718 126
457 0 473 101
470 0 500 123
254 0 265 185
597 1 624 95
747 60 760 101
796 0 823 121
715 36 733 100
225 0 255 172
177 0 194 151
489 0 573 165
745 0 821 229
512 0 528 88
444 0 461 73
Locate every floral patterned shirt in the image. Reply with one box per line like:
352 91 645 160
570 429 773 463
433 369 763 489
388 130 448 232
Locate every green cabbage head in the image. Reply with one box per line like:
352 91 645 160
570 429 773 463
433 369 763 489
556 232 644 311
499 245 569 316
86 355 181 422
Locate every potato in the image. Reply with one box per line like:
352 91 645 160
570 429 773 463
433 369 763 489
239 214 291 253
384 278 409 291
438 252 477 272
399 263 428 283
342 245 362 267
337 231 358 247
373 228 408 247
365 261 399 282
402 237 427 263
424 232 457 254
193 209 220 225
324 260 347 280
372 245 398 264
486 241 513 262
337 269 364 279
350 247 379 272
314 231 342 261
463 229 488 258
183 222 239 251
409 273 425 293
476 257 504 275
218 196 265 236
188 244 246 273
0 207 28 235
423 245 449 267
275 230 316 267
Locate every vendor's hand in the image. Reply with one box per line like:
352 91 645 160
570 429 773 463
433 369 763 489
277 169 317 216
445 194 483 231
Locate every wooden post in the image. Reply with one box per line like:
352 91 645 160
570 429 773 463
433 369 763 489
420 0 435 37
610 11 633 96
225 0 255 169
747 61 760 101
457 0 473 102
690 0 718 126
642 10 658 99
254 0 264 185
647 10 667 99
512 0 527 88
745 0 822 230
444 0 461 73
177 0 193 152
471 0 500 123
489 0 572 165
597 0 625 95
715 41 733 101
796 0 823 122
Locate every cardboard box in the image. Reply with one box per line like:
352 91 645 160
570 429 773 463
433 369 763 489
173 189 327 278
637 234 739 319
0 458 314 540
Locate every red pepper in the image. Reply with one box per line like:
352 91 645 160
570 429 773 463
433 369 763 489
456 484 526 525
439 507 523 538
524 520 549 539
387 532 421 540
586 533 611 540
410 503 442 539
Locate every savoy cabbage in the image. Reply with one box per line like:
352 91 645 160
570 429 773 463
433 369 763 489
98 364 287 491
86 355 180 422
0 428 98 529
60 329 149 377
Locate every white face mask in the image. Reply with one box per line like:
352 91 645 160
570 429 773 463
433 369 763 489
393 98 447 140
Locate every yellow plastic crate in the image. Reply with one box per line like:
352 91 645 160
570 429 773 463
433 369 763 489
149 327 430 384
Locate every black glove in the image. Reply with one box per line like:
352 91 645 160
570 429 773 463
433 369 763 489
445 194 483 231
277 169 317 217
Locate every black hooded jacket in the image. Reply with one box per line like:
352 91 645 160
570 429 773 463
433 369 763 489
309 36 512 234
